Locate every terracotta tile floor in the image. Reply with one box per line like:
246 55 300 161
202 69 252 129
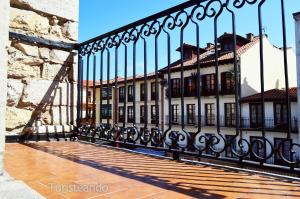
4 142 300 199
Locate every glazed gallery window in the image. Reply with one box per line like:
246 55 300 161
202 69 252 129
202 74 216 95
140 83 145 101
205 103 215 126
119 86 125 103
171 104 179 124
127 85 133 102
140 105 145 123
187 104 195 124
221 72 235 94
127 106 134 123
118 106 125 123
249 103 262 128
151 82 158 100
101 104 112 119
274 103 287 128
184 76 196 97
151 105 159 124
225 103 236 127
101 87 112 99
170 78 181 98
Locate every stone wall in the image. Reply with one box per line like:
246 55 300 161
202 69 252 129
6 0 78 138
0 0 10 173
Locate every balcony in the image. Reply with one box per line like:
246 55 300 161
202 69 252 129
165 115 298 132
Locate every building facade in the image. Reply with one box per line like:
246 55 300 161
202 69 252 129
88 32 298 165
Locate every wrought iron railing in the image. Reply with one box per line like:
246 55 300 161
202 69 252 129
75 0 300 173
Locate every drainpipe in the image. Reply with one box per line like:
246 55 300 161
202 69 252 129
0 0 9 175
294 12 300 159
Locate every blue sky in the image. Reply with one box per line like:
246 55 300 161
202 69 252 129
79 0 300 80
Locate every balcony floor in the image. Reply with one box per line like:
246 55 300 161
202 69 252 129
4 142 300 199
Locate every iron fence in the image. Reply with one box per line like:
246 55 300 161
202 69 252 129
75 0 300 173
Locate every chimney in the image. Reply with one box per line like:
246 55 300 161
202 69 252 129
246 33 254 41
206 43 214 49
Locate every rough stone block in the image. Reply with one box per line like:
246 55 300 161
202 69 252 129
10 7 50 35
13 42 39 57
62 21 78 41
6 107 32 130
7 79 24 106
42 63 68 81
11 0 79 22
8 62 40 79
21 80 77 107
49 49 72 64
38 47 49 59
21 80 54 106
8 46 44 67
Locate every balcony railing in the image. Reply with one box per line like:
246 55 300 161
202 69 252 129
165 115 298 132
76 0 299 174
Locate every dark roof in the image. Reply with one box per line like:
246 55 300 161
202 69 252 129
159 33 260 73
241 87 297 103
176 43 207 54
218 32 250 44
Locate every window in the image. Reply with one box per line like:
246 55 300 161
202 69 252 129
274 103 287 129
171 105 179 124
274 138 292 166
225 103 236 127
250 136 265 161
128 85 133 102
151 82 158 100
119 107 125 123
119 87 125 103
187 104 195 124
151 105 159 124
184 77 197 97
101 104 112 119
101 87 112 99
225 135 236 158
221 72 235 94
249 103 262 128
205 103 215 126
127 106 134 123
140 105 145 123
202 74 216 95
140 83 145 101
169 78 181 98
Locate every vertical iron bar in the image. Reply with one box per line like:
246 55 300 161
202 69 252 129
77 56 82 127
99 52 104 124
195 22 201 133
143 39 148 128
115 47 119 125
124 45 128 128
180 30 185 130
214 17 220 133
167 32 172 130
280 0 291 138
92 54 96 126
155 35 159 127
80 59 84 119
107 50 110 125
86 55 90 120
258 0 266 138
228 7 240 139
133 42 137 125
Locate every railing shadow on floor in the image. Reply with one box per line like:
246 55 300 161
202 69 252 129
23 142 300 198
